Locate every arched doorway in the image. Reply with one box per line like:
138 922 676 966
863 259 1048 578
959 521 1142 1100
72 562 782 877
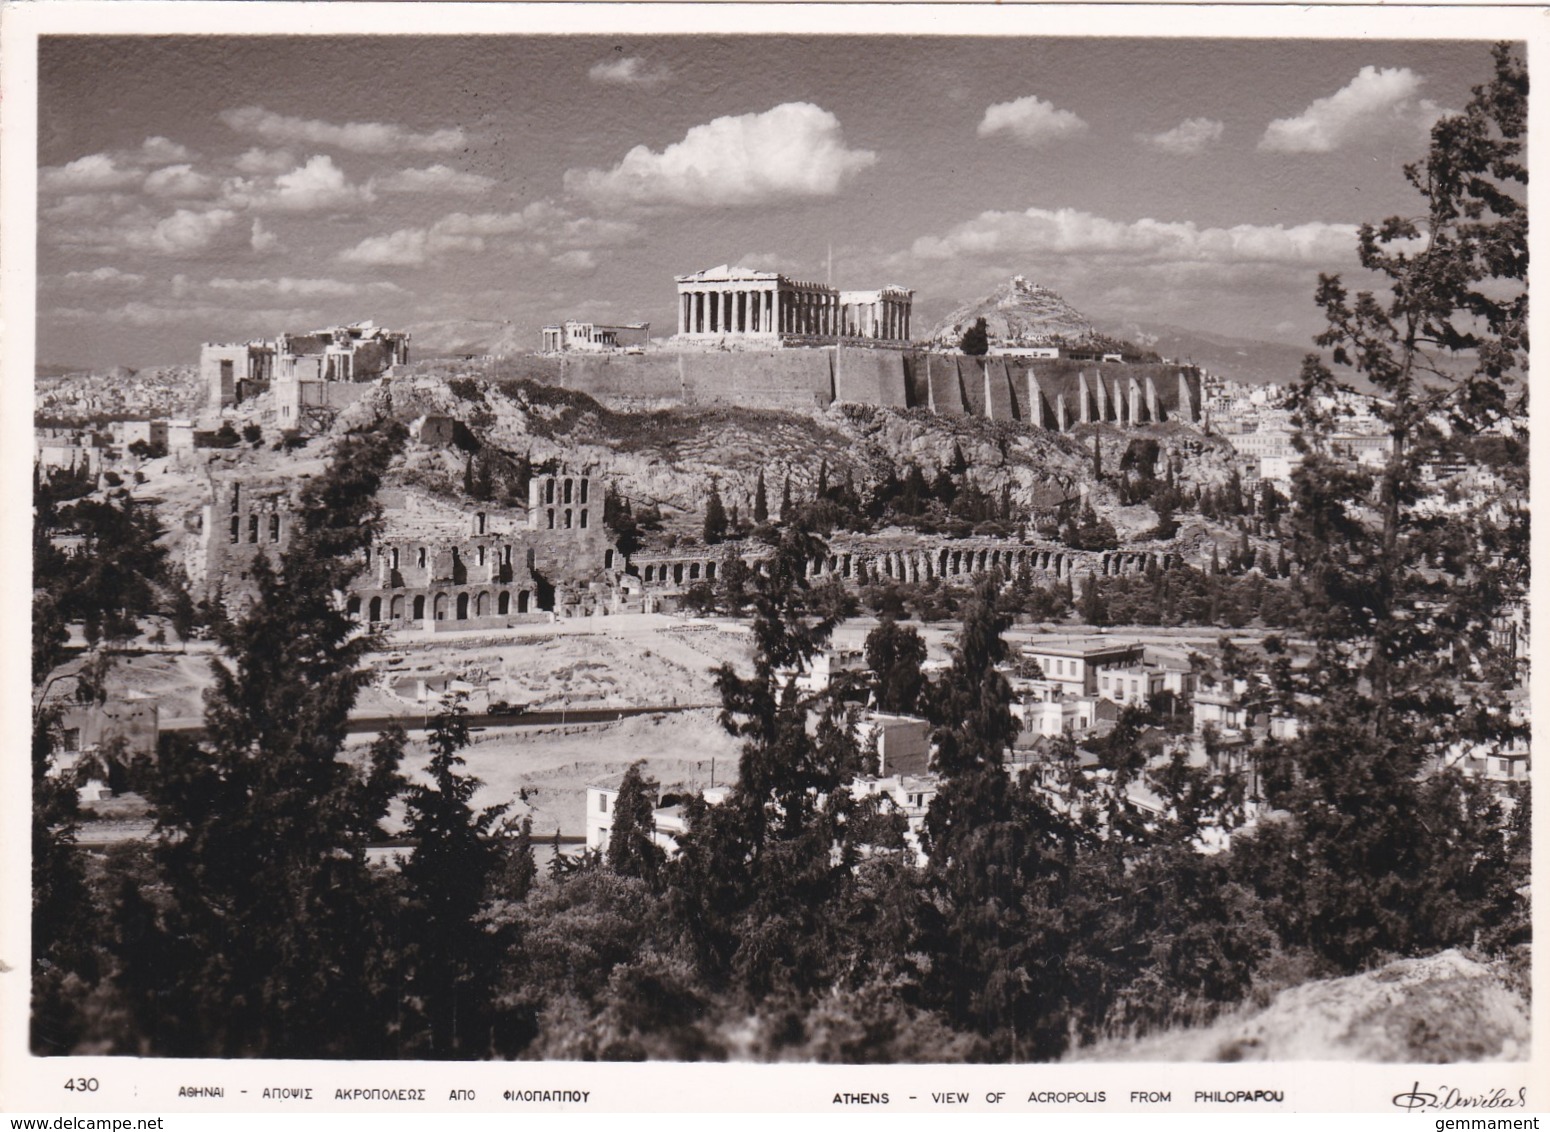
518 590 530 613
368 596 381 622
498 591 510 615
456 593 469 620
413 595 425 620
433 593 447 620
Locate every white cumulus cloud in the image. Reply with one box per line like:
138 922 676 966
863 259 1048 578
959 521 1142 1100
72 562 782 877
565 102 876 208
207 276 404 298
222 154 375 213
1138 117 1224 156
50 300 322 328
220 105 468 154
40 154 142 194
338 201 635 266
122 208 242 256
906 206 1358 267
234 147 299 175
589 55 671 89
1260 66 1446 153
250 219 279 254
143 164 218 199
977 96 1088 147
138 136 194 164
378 164 498 196
61 266 146 288
551 249 597 273
339 227 482 266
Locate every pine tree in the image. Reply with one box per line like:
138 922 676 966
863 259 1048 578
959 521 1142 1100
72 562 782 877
133 422 409 1057
780 472 792 522
959 317 989 356
30 707 101 1055
815 459 829 501
925 576 1016 775
400 693 510 1056
676 526 858 993
1242 46 1529 969
864 615 927 716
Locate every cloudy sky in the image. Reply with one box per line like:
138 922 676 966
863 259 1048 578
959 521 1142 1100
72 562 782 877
35 35 1501 368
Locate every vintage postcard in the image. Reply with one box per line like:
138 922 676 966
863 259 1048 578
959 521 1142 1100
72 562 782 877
1 2 1539 1121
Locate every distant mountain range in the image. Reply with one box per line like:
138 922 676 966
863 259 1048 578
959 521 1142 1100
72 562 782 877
1094 320 1317 387
921 276 1322 385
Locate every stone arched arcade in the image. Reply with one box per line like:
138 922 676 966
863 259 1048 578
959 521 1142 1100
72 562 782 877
630 538 1180 594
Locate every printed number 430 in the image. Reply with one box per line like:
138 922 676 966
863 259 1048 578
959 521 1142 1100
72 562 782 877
65 1077 99 1092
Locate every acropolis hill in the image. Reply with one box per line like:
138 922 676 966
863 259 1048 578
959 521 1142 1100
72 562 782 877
535 271 1202 429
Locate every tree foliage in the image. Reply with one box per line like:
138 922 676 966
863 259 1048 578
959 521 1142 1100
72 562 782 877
1251 43 1529 970
959 318 989 356
864 615 927 716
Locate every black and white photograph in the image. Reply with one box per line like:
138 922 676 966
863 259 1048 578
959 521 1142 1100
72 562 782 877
2 1 1537 1116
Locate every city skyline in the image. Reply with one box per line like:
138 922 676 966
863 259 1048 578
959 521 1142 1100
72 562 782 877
36 34 1502 368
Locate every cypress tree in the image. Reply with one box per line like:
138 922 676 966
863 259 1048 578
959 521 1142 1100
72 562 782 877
703 481 728 545
753 469 769 524
607 761 665 889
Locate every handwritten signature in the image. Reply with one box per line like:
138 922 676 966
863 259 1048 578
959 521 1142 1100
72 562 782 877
1392 1083 1527 1111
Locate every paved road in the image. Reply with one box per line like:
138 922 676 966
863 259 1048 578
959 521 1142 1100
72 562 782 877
162 702 716 740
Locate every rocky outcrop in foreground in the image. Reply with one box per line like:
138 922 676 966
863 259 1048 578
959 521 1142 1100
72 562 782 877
1072 950 1530 1063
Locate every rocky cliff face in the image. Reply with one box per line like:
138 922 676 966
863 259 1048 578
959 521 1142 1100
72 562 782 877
350 369 1239 543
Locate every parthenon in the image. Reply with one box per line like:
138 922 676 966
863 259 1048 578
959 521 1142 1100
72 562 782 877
675 265 913 344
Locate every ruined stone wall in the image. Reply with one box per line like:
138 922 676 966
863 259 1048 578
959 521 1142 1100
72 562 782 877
560 350 835 409
630 533 1183 593
834 347 907 408
679 350 833 408
957 357 988 417
901 354 932 408
544 350 1198 429
202 475 297 606
201 345 250 411
925 354 966 415
560 354 684 399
